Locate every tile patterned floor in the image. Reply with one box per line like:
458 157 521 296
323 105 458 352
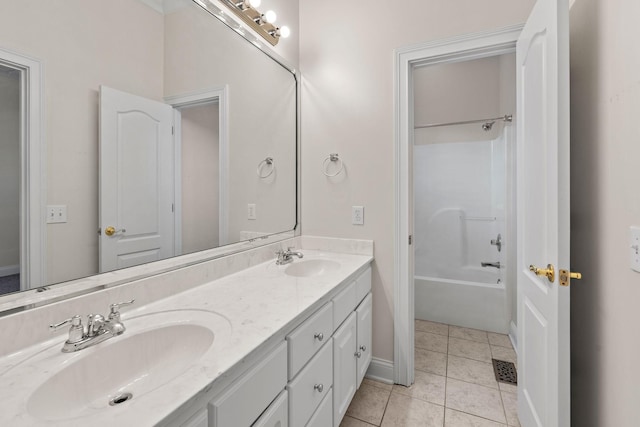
341 321 519 427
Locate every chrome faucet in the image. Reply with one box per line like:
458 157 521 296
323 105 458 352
49 300 135 353
481 262 501 269
276 247 304 265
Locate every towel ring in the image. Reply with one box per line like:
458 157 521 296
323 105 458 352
323 153 343 177
257 157 275 178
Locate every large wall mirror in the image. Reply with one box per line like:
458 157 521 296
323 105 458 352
0 0 297 303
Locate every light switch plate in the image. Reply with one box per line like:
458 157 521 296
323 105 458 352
247 204 257 220
46 205 67 224
631 226 640 273
352 206 364 225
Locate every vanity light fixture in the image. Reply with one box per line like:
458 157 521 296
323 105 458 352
218 0 289 45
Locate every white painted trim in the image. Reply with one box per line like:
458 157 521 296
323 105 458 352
509 320 518 354
365 357 394 385
165 86 230 246
173 109 183 255
393 24 523 386
0 265 20 278
0 47 45 291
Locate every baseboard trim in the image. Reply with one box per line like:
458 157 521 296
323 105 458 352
509 321 518 355
365 357 394 384
0 265 19 278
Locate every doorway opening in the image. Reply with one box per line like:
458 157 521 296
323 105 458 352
393 25 523 387
0 47 44 294
412 53 517 335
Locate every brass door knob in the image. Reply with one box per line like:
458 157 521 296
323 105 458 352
104 226 126 236
529 264 555 282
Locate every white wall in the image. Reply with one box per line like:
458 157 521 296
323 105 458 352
0 68 20 271
164 3 297 242
570 0 640 425
0 0 165 284
180 102 220 253
299 0 536 362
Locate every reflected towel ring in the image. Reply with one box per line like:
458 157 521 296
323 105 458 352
257 157 275 178
323 153 343 177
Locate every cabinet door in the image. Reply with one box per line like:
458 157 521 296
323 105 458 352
253 390 288 427
333 312 357 427
356 293 372 388
180 408 208 427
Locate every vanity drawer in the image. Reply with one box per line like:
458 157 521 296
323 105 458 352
252 390 288 427
209 342 287 427
287 341 333 427
332 280 356 331
287 302 333 380
355 267 372 304
306 388 333 427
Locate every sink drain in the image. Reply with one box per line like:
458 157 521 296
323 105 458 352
109 392 133 406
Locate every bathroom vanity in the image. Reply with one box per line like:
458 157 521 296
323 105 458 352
0 237 374 427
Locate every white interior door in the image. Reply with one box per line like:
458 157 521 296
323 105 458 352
99 86 175 273
516 0 570 426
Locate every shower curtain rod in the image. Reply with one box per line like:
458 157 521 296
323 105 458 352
414 114 513 130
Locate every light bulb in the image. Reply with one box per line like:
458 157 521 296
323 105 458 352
278 25 291 38
247 0 261 8
263 10 277 24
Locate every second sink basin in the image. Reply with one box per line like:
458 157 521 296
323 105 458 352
23 310 231 422
285 259 340 277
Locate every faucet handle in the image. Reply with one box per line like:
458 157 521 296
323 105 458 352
50 315 85 344
109 299 135 320
50 315 82 332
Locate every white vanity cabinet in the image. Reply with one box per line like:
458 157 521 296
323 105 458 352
333 272 373 426
174 265 373 427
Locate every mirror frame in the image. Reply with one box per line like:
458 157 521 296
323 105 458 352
0 0 300 316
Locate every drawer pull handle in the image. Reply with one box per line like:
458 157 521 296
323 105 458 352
360 345 367 352
355 351 362 358
314 332 324 341
314 383 324 393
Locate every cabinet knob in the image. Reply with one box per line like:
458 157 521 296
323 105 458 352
355 351 362 358
314 332 324 342
314 383 324 393
360 345 367 352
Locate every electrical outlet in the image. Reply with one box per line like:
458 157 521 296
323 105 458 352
352 206 364 225
248 204 257 220
46 205 67 224
631 226 640 273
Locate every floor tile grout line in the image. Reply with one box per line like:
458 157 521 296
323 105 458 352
376 387 393 427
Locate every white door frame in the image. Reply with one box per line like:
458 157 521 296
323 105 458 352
165 86 230 251
393 25 524 386
0 47 45 290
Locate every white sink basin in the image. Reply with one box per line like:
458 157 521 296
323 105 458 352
17 310 231 422
285 259 340 277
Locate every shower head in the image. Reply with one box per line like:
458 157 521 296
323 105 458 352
482 121 495 131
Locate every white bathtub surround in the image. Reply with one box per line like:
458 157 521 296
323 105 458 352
413 128 512 334
0 244 373 426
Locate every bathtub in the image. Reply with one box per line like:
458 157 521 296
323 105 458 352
415 273 509 334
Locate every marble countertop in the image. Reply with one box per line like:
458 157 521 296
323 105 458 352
0 249 373 426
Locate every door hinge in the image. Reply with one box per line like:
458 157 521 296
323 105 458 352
408 235 412 245
171 203 175 213
171 126 175 135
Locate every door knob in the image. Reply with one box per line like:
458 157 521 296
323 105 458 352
559 269 582 287
529 264 555 282
104 226 126 236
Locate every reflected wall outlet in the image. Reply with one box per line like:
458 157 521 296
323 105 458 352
248 204 257 220
47 205 67 224
352 206 364 225
631 226 640 273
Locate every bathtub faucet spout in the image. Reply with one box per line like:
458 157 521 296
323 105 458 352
481 261 501 269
